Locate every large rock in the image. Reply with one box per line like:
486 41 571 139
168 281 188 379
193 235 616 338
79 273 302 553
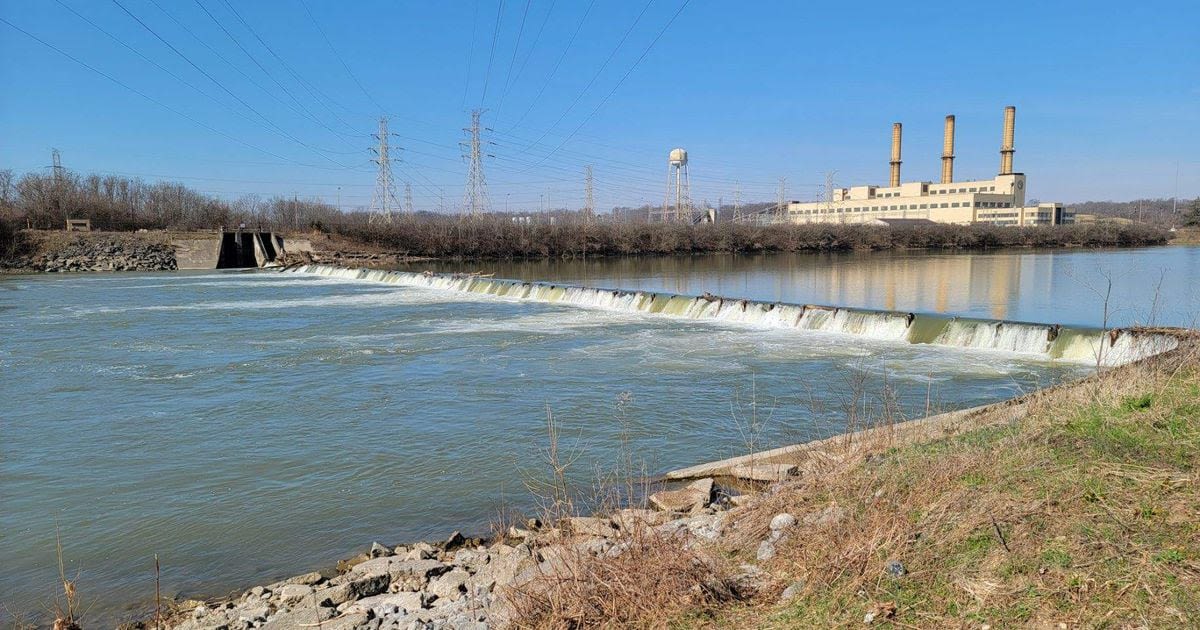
428 568 471 602
343 591 427 615
730 463 798 482
564 516 618 538
649 478 713 513
313 572 390 606
351 557 449 582
611 508 669 531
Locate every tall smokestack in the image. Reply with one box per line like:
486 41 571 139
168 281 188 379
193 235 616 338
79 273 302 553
999 105 1015 175
941 115 956 184
889 122 902 187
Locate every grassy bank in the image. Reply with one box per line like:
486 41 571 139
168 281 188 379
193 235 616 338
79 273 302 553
332 218 1169 260
515 345 1198 628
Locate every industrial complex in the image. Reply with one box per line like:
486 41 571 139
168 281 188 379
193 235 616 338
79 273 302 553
779 106 1072 226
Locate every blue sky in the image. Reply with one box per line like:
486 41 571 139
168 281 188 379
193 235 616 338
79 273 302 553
1 0 1197 212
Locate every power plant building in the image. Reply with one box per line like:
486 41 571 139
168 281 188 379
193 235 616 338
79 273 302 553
782 107 1071 226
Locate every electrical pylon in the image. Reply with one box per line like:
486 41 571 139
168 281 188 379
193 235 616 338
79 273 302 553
584 164 594 222
733 182 743 223
403 182 414 214
776 177 787 222
461 109 491 215
368 117 400 225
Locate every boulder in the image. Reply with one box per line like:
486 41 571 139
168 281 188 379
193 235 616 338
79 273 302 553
769 513 797 531
611 508 669 531
564 516 618 538
730 463 798 482
276 583 314 605
428 568 470 602
649 478 713 513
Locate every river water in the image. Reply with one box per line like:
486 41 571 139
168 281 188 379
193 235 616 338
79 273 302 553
1 246 1195 623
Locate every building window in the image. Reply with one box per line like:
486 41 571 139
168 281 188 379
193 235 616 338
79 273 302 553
940 203 949 208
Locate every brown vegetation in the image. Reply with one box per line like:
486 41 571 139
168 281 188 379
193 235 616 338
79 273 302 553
332 216 1169 260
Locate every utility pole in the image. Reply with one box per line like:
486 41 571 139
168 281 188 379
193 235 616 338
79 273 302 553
368 116 400 225
584 164 594 222
403 182 414 215
461 109 492 216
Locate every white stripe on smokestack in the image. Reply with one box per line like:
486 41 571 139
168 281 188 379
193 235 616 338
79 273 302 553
1000 105 1016 175
941 115 956 184
889 122 902 187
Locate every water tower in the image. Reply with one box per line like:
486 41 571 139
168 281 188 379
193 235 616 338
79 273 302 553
662 147 692 222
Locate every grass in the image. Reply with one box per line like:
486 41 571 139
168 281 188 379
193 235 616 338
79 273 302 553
506 342 1198 628
710 347 1200 628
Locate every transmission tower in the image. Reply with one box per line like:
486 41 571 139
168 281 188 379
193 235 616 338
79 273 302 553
461 109 492 215
584 165 594 222
733 182 743 223
403 182 414 214
776 177 787 222
49 148 65 217
368 117 400 224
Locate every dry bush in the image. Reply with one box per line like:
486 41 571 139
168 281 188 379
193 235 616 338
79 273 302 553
329 216 1169 261
504 528 741 629
717 346 1200 627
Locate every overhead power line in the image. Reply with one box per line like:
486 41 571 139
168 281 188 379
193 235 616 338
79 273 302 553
479 0 505 105
507 0 595 130
110 0 356 165
525 0 692 169
297 0 384 113
0 16 329 169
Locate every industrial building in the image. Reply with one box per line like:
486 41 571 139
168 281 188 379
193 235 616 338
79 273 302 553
781 106 1071 226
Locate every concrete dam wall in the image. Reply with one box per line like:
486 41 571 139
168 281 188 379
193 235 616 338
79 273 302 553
291 264 1180 368
175 232 285 270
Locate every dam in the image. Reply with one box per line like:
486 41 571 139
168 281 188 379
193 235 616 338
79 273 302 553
293 264 1177 367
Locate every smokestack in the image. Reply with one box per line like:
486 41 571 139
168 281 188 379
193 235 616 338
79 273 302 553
941 115 955 184
999 105 1015 175
889 122 902 187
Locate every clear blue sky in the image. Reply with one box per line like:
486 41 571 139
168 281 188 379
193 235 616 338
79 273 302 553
1 0 1197 212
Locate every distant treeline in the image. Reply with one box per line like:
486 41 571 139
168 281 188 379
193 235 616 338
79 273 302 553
332 217 1168 260
1068 198 1198 225
0 166 1177 261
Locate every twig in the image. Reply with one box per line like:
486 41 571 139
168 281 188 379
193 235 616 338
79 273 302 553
990 516 1011 553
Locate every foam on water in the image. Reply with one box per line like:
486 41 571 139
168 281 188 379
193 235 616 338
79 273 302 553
294 264 1179 366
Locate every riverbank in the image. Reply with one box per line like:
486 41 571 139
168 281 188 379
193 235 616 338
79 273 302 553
0 221 1173 274
99 330 1196 629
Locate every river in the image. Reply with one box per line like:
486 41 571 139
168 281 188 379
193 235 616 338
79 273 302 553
1 245 1195 624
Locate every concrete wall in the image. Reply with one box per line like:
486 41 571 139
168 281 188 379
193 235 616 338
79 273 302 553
173 238 223 270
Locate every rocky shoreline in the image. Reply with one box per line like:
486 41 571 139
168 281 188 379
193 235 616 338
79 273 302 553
2 234 176 272
159 476 786 630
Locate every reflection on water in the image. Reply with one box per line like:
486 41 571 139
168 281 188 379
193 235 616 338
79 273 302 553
426 246 1200 328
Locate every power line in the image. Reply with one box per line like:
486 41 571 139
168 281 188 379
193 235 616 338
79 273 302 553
479 0 505 105
520 0 655 151
297 0 384 113
110 0 356 165
496 0 532 115
215 0 358 130
506 0 595 130
461 0 481 109
524 0 692 169
0 15 329 169
146 0 357 145
502 0 556 106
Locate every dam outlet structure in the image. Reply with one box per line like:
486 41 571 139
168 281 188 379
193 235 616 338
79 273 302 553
290 265 1178 367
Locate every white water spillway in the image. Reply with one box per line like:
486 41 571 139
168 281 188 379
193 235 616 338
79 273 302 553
291 265 1178 367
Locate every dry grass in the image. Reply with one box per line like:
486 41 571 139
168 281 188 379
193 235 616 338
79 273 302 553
713 346 1200 628
504 527 742 629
